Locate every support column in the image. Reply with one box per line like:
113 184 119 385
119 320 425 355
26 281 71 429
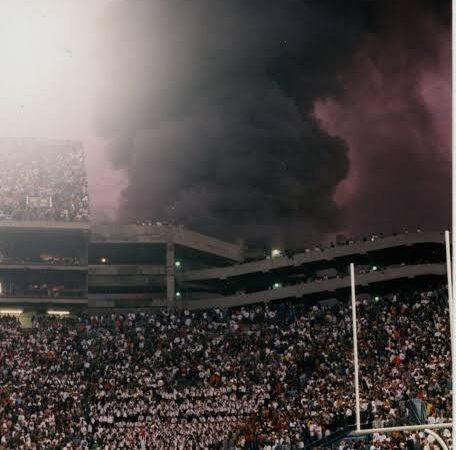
166 241 175 308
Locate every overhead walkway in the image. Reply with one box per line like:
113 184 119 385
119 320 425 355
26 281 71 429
182 231 444 282
182 262 445 309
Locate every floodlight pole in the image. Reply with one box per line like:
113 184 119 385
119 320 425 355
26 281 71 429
350 262 361 431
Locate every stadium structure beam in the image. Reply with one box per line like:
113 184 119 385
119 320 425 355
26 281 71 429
166 240 176 308
349 262 361 431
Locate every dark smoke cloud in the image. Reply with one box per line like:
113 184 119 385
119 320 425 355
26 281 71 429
94 0 450 243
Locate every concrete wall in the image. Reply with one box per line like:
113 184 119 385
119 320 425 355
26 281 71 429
88 294 167 309
0 297 88 305
89 265 166 276
172 227 243 262
0 264 87 271
91 224 166 243
0 220 89 231
91 224 243 262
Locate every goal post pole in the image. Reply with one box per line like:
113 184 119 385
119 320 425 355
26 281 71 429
425 429 450 450
452 0 456 446
350 262 361 431
350 422 453 436
445 230 456 450
446 231 453 330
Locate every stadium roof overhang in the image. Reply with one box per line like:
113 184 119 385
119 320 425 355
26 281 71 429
90 223 243 263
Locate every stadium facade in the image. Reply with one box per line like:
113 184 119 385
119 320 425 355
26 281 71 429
0 139 448 315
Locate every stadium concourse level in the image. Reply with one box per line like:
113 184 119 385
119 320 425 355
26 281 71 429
0 254 83 266
0 139 89 223
0 285 452 449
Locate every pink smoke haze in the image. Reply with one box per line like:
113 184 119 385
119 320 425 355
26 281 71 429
314 11 451 236
85 137 127 222
420 33 451 159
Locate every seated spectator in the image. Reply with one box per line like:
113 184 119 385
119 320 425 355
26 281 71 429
0 285 451 449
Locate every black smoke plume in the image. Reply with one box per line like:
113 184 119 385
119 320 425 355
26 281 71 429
94 0 450 243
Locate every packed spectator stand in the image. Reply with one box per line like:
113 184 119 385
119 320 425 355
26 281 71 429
0 285 451 449
0 139 89 223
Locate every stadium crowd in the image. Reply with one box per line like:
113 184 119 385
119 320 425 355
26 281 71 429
0 140 89 223
0 286 451 449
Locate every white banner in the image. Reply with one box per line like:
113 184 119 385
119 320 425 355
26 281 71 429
25 196 52 208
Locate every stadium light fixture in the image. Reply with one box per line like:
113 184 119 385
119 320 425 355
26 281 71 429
273 282 282 289
100 257 108 264
271 249 282 258
47 310 70 316
0 309 23 315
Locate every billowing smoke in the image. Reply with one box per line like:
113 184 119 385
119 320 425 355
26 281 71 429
315 0 451 236
94 0 450 243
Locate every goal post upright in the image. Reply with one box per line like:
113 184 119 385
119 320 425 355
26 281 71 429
345 237 455 448
350 262 361 431
453 1 456 447
452 230 456 447
347 236 455 446
445 230 456 450
446 231 453 332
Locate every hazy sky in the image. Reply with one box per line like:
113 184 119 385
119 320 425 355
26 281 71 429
0 0 125 221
